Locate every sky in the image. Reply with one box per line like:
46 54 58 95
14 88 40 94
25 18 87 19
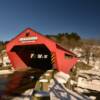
0 0 100 41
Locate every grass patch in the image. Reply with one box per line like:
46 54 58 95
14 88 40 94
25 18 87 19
0 66 12 70
76 62 93 70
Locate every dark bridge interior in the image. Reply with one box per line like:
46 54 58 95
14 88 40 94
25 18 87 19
11 44 52 71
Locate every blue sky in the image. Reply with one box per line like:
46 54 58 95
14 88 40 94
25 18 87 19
0 0 100 41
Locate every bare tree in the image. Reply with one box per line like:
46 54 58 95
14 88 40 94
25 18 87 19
81 39 100 65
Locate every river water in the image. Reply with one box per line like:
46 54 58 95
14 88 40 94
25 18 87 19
0 69 45 100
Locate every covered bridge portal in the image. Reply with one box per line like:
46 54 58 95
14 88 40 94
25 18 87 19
6 28 77 73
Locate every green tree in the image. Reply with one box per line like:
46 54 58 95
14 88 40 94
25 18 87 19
0 41 5 52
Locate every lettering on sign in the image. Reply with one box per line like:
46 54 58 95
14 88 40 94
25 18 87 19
30 53 48 59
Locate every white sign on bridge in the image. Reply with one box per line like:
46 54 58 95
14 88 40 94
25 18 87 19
19 37 38 42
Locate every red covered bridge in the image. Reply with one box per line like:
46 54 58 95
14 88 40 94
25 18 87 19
6 28 77 73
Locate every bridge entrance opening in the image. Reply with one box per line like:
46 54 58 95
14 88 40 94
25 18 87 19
11 44 53 70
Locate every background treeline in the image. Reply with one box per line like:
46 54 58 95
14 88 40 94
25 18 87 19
46 32 100 50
